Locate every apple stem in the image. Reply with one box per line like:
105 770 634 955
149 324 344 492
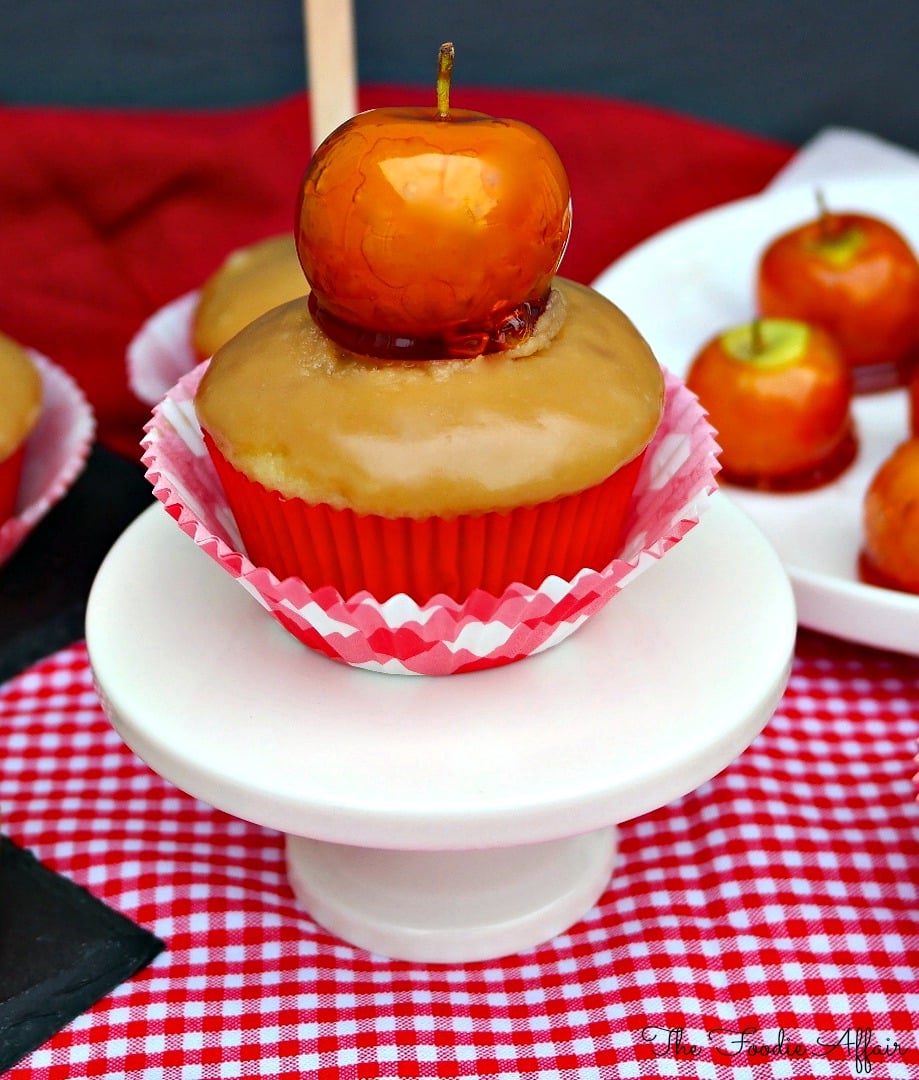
815 187 835 240
751 318 764 356
436 42 454 119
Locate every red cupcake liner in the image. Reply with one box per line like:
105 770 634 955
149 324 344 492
142 364 720 676
202 430 646 603
0 443 27 525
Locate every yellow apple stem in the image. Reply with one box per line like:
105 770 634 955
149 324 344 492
436 42 454 119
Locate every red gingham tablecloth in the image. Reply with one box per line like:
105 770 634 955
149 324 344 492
1 631 916 1078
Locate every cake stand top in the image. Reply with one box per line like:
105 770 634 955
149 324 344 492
86 493 795 851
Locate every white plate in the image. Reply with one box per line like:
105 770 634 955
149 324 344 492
593 176 919 657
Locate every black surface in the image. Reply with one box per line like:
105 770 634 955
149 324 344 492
0 1 917 150
0 444 153 686
0 835 165 1071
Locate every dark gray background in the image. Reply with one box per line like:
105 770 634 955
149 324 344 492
2 0 917 149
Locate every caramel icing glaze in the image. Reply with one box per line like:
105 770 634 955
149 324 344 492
0 333 42 463
195 277 664 518
192 234 309 359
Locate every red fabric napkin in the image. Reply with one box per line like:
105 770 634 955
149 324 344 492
0 89 792 460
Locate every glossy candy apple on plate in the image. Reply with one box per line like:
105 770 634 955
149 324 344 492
296 43 571 359
686 316 856 492
757 194 919 392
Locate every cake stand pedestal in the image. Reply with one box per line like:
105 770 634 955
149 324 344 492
86 493 795 964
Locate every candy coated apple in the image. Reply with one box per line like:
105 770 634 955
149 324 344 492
686 318 856 490
296 57 571 359
862 438 919 594
910 369 919 436
757 206 919 391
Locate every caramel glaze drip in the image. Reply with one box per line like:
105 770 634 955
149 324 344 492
307 291 550 360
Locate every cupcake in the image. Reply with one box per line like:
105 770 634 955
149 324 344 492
194 277 664 603
197 51 671 605
128 233 307 407
0 332 43 524
146 364 714 675
191 233 307 360
144 50 718 674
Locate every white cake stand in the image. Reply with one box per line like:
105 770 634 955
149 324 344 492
86 493 796 964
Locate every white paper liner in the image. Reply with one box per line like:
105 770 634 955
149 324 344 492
127 290 200 406
0 352 96 566
142 362 720 676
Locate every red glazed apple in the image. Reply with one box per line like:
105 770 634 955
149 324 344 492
757 196 919 392
686 317 856 491
296 43 571 358
861 438 919 593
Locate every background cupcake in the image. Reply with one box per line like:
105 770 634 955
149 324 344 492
0 343 95 567
0 332 43 525
191 233 307 360
127 233 307 407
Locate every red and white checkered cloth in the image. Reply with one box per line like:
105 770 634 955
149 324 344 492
1 632 917 1079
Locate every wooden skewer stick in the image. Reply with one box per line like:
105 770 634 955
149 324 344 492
303 0 358 151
